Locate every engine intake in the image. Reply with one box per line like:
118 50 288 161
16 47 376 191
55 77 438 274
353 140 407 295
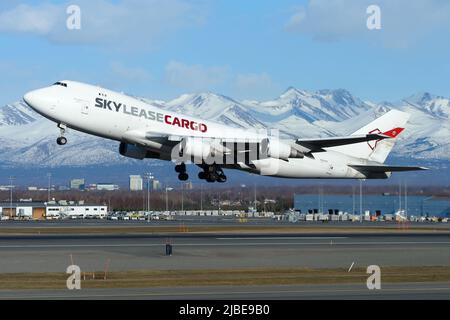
119 143 147 160
261 138 304 160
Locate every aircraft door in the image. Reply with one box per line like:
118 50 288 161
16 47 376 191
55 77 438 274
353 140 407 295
76 99 90 115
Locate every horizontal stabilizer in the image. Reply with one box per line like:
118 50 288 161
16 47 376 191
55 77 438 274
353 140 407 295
349 165 428 173
296 133 390 152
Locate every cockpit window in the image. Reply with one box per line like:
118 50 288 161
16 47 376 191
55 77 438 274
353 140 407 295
53 82 68 87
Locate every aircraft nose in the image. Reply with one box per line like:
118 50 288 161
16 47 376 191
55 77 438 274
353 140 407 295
23 90 39 107
23 88 54 114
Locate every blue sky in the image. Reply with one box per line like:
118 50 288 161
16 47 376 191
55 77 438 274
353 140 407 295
1 0 450 105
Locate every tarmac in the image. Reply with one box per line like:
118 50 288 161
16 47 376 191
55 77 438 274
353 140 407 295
0 221 449 299
0 282 448 300
0 233 450 273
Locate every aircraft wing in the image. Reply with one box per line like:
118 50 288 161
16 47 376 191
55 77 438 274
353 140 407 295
123 129 393 158
295 133 390 152
348 165 428 172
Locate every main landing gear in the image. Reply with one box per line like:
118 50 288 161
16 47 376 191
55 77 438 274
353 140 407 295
175 163 189 181
198 164 227 183
174 163 227 183
56 123 67 146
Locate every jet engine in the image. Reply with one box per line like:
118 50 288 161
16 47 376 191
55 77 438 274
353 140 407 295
119 142 147 160
181 137 214 160
260 138 304 160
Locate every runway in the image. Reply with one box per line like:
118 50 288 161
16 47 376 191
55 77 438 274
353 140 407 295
1 231 449 299
0 232 449 273
0 283 449 300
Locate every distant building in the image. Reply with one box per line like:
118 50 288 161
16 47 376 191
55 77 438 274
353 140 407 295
129 175 143 191
96 183 119 191
152 179 161 190
70 179 85 190
184 182 193 190
0 201 108 220
293 194 450 217
86 184 97 191
27 186 38 191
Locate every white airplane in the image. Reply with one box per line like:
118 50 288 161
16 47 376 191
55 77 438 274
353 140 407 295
23 80 426 183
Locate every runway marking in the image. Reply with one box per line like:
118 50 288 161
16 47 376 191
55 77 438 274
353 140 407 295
215 237 348 240
1 241 450 249
1 285 450 300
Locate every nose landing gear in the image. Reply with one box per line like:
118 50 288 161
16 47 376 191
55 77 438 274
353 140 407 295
57 137 67 146
56 123 67 145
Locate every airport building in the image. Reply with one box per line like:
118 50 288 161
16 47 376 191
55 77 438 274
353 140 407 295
294 194 450 217
129 175 143 191
152 179 161 190
0 201 108 220
70 178 85 190
96 183 119 191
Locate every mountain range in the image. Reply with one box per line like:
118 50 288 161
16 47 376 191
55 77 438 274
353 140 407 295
0 88 449 169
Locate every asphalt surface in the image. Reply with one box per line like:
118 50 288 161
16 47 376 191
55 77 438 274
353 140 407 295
0 232 449 272
1 226 450 299
0 283 449 300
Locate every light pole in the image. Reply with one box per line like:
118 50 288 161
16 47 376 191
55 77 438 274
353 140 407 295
352 186 355 214
9 176 15 217
405 180 408 218
144 172 154 222
181 182 184 212
47 173 52 202
165 186 173 212
359 179 363 223
200 183 203 212
253 183 257 213
218 189 221 214
165 186 169 212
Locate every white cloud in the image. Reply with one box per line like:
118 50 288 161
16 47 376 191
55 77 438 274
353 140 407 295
286 0 450 47
165 61 230 91
0 0 207 49
110 62 151 82
0 3 60 35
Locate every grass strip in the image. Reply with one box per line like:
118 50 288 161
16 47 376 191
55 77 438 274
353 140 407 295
0 266 449 290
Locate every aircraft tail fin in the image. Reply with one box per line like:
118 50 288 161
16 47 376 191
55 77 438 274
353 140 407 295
329 110 410 163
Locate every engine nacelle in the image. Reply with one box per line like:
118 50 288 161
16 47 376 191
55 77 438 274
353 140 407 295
119 142 147 160
181 137 214 160
261 138 304 160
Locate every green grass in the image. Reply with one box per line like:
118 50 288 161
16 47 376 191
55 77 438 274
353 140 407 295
1 266 449 290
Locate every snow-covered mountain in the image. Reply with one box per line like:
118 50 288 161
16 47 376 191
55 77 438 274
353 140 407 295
0 89 448 168
164 92 267 129
0 101 37 126
245 88 371 123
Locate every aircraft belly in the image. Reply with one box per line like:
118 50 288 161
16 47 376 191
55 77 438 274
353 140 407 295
251 157 358 179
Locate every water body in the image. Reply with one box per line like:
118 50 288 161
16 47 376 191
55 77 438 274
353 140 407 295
294 194 450 217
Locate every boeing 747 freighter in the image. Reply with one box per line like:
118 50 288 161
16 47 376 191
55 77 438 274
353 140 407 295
23 81 426 182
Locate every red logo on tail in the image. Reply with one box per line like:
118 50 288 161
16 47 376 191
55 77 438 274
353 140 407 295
383 127 404 138
367 127 404 150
